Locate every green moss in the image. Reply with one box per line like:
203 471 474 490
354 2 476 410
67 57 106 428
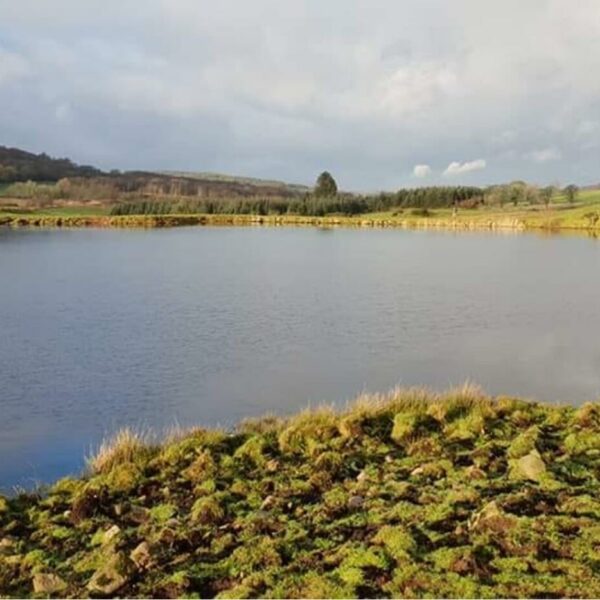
572 402 600 429
229 536 282 574
560 495 600 517
191 496 224 524
564 431 600 455
103 462 143 493
150 503 177 523
22 549 50 570
444 411 486 441
314 450 343 474
183 449 217 482
49 477 84 497
372 525 416 559
390 412 420 443
48 526 73 540
234 436 268 467
507 426 539 458
429 546 474 571
216 583 254 599
270 572 354 599
323 488 349 512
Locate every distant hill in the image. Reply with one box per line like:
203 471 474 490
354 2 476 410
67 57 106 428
0 146 308 199
159 171 309 194
0 146 101 182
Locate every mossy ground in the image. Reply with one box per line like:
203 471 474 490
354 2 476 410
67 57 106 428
1 387 599 598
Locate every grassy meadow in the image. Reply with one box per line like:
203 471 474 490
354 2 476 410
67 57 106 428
1 386 599 598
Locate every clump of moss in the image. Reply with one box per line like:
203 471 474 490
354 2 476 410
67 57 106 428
183 449 217 482
191 496 224 524
0 386 599 598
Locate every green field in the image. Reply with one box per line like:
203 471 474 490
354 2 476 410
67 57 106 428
1 386 599 597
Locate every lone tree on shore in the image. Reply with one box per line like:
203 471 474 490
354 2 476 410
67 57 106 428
564 184 579 204
314 171 338 197
540 185 555 208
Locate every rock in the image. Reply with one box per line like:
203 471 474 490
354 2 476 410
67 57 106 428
71 489 103 524
33 573 67 594
157 527 177 545
260 495 276 510
128 505 150 524
465 465 486 480
348 495 364 509
510 449 546 482
0 537 15 554
469 501 516 533
87 552 134 595
130 541 153 569
103 524 121 544
265 459 279 472
253 510 273 523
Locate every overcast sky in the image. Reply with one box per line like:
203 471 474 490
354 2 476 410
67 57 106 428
1 1 599 191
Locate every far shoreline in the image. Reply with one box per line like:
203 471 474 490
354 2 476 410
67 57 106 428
2 210 600 235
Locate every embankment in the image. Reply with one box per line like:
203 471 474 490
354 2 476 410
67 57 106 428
1 386 599 597
1 212 600 233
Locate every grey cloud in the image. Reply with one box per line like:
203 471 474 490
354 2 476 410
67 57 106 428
0 0 599 190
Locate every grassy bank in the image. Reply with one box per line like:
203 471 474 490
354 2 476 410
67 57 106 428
1 386 599 598
1 192 600 232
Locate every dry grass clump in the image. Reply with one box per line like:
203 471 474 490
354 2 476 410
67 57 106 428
347 382 487 416
87 427 154 475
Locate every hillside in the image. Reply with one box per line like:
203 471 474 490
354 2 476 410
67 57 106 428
0 146 307 201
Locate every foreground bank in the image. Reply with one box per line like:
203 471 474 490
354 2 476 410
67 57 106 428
1 387 599 598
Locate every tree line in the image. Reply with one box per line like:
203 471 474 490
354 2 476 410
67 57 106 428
110 187 485 216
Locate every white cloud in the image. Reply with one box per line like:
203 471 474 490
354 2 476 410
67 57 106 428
526 147 561 163
443 159 486 176
413 164 431 178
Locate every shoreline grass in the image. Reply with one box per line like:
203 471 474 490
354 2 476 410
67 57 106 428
1 385 599 597
1 208 600 234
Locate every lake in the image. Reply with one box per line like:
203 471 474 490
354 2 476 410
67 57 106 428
1 226 599 490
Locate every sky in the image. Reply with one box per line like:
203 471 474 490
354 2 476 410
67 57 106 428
1 0 599 191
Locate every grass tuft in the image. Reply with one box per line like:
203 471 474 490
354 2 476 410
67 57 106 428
87 427 154 474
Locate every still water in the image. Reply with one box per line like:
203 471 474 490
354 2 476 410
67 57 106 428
1 226 599 489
